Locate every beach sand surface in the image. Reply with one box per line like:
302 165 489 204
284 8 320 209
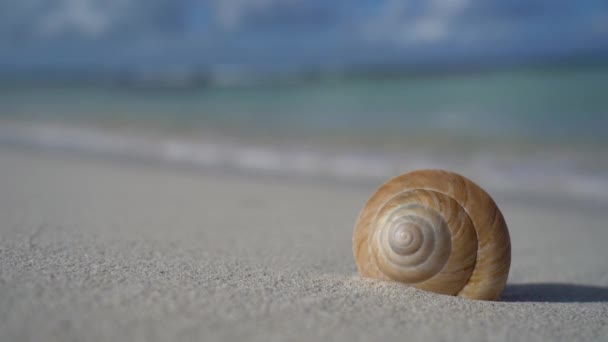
0 146 607 342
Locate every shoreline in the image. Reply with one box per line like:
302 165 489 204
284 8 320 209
1 120 608 205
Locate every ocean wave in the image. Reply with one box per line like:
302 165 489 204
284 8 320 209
1 121 607 203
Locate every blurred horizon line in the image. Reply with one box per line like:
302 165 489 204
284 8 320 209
1 51 607 89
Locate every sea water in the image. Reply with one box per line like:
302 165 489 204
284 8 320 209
1 65 607 200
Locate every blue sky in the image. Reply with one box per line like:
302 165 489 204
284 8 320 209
0 0 607 71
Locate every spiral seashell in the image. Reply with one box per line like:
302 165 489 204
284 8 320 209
353 169 511 300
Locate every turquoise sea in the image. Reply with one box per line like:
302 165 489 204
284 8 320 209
1 65 607 199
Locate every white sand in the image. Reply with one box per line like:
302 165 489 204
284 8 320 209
0 146 607 341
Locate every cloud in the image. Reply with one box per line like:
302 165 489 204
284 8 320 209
209 0 282 31
208 0 340 32
363 0 471 44
0 0 186 42
361 0 608 53
591 13 608 35
37 0 113 38
409 18 447 42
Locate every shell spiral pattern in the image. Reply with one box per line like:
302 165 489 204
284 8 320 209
353 169 511 301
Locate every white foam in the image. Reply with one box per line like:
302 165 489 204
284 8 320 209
1 121 607 203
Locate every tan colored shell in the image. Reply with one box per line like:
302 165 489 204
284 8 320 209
353 169 511 301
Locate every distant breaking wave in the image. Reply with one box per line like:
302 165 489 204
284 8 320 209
1 121 608 204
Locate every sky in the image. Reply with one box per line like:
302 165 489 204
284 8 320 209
0 0 607 72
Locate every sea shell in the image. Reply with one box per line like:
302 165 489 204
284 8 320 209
353 169 511 300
